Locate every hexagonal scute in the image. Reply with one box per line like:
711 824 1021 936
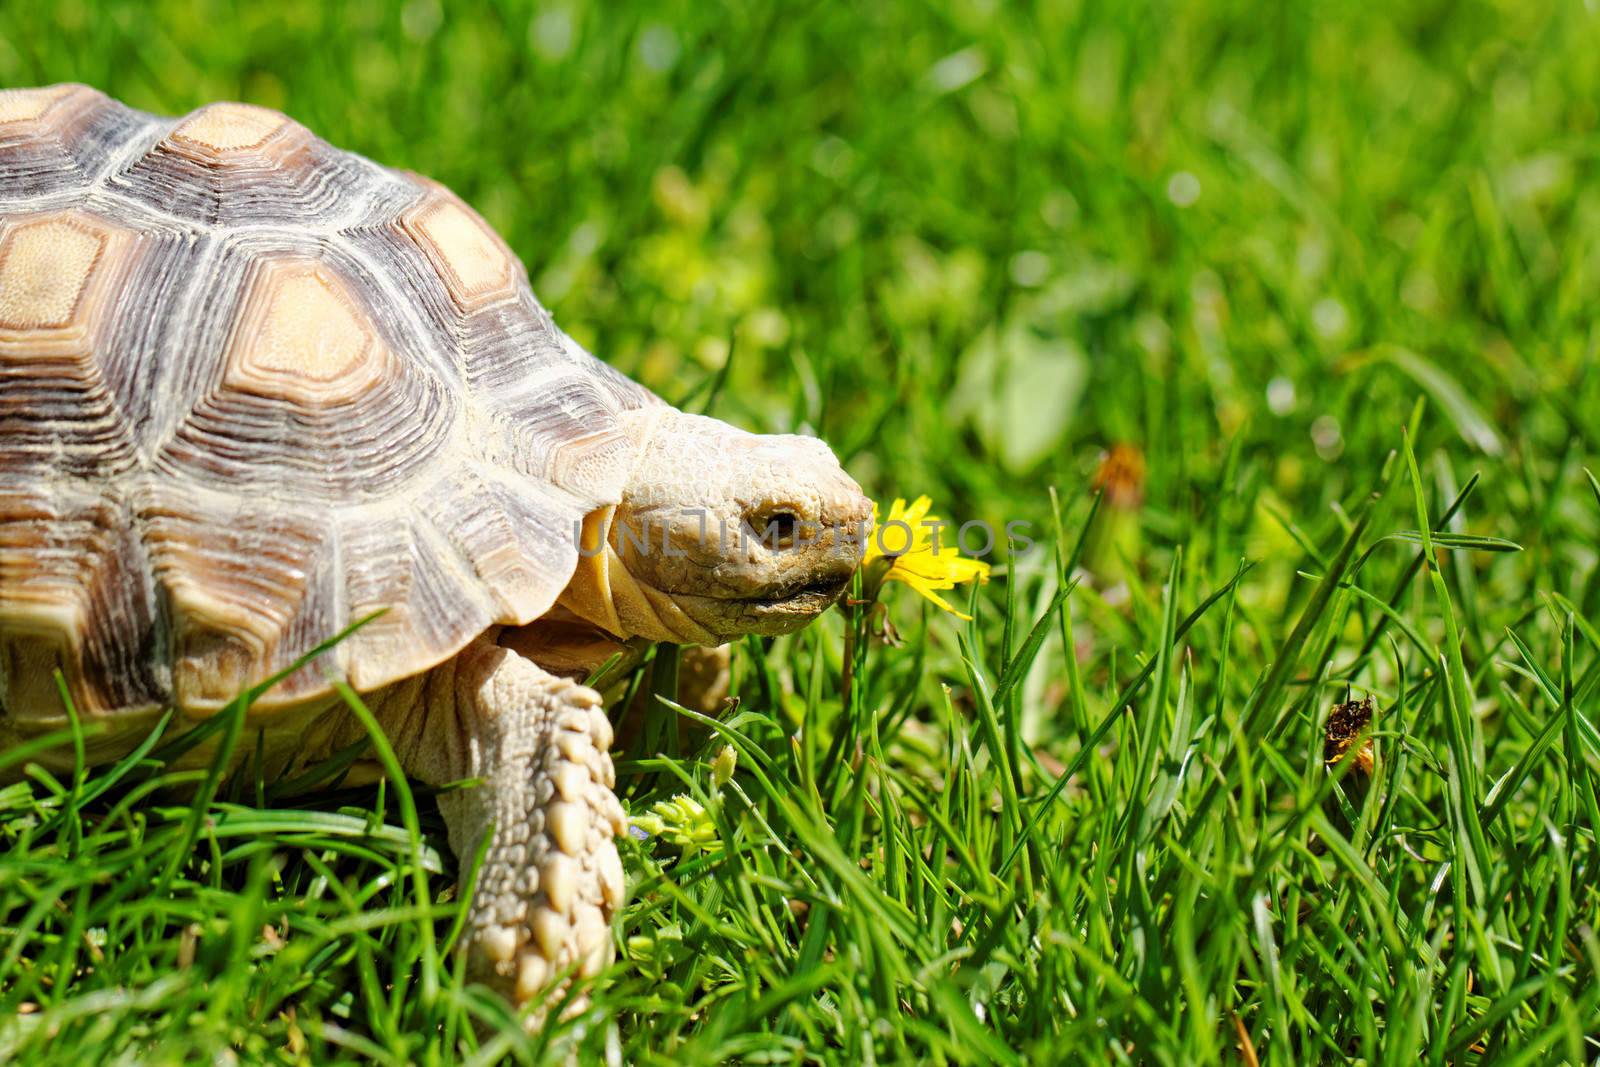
107 101 381 227
155 251 458 501
399 179 521 314
0 84 144 201
221 256 390 405
0 84 82 127
168 101 295 155
0 209 141 477
0 214 107 329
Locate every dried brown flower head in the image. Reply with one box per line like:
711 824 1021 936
1324 695 1375 778
1092 443 1147 510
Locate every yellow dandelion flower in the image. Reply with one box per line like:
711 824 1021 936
862 496 992 619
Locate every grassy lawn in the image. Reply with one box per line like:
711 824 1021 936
4 0 1600 1062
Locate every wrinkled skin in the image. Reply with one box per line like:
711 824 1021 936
557 408 872 645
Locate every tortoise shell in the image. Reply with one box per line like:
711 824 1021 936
0 85 658 724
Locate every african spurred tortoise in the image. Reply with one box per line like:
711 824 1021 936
0 84 870 1009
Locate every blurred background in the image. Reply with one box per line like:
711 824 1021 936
3 0 1597 609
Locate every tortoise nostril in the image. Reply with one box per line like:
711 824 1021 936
765 511 800 541
747 509 803 547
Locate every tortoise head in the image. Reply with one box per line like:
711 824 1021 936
559 408 872 644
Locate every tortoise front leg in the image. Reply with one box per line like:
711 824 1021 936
376 637 626 1011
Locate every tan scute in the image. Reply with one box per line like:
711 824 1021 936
171 101 291 153
0 218 105 330
222 257 389 404
0 85 79 126
0 210 136 364
402 186 517 311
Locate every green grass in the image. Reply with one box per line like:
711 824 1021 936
4 0 1600 1061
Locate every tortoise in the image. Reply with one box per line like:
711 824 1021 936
0 84 871 1010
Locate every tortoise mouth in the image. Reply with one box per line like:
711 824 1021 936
664 572 853 639
730 573 851 608
660 564 854 608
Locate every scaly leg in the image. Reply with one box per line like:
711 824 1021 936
377 637 626 1008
